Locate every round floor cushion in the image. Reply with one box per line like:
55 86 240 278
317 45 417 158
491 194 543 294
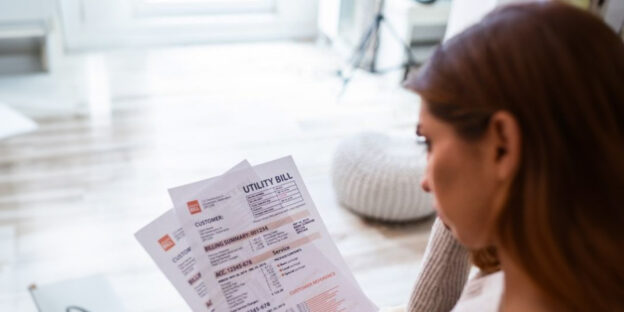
331 131 434 222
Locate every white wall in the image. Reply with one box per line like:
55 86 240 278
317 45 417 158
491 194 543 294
0 0 53 23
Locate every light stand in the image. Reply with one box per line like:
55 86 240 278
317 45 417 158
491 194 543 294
339 0 432 94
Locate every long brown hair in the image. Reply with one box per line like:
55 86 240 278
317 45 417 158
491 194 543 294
406 1 624 310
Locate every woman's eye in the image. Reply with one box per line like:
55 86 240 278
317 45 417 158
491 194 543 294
416 137 432 152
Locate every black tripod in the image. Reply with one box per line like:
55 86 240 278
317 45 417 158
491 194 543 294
339 0 434 94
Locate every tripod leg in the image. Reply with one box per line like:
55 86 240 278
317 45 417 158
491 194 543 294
345 18 377 72
339 0 386 96
340 16 380 94
369 14 384 73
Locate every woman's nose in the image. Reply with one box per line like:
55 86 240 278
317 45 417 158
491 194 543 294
420 176 431 193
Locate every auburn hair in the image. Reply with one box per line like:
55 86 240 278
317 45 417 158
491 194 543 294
406 1 624 310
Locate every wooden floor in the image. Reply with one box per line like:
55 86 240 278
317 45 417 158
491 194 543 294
0 42 434 311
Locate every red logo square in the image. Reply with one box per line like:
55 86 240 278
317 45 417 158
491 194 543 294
158 234 175 251
187 200 201 215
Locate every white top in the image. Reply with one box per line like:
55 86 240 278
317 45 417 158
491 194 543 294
451 271 504 312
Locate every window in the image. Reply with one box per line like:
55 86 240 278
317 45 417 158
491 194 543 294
59 0 318 50
134 0 276 17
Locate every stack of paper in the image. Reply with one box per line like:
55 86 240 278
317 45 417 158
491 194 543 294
135 156 378 312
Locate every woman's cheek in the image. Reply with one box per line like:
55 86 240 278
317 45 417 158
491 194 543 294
430 156 459 224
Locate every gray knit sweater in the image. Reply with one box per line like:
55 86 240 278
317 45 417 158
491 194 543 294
407 218 472 312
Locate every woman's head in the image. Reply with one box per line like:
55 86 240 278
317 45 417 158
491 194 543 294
416 104 521 248
407 1 624 309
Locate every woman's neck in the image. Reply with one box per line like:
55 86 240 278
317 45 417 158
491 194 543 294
498 249 551 312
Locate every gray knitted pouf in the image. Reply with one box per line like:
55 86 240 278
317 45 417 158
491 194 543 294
331 132 434 222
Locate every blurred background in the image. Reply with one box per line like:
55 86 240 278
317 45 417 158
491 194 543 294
0 0 621 311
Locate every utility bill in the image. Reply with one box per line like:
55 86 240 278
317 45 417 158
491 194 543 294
242 173 294 193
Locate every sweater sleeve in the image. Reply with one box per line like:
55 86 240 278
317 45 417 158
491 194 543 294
407 218 472 312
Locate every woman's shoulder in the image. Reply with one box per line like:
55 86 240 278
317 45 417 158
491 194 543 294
451 270 504 312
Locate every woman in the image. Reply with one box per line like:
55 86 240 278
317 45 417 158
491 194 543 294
401 1 624 311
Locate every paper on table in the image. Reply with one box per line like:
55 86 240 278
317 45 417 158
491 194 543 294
135 160 252 312
169 156 377 312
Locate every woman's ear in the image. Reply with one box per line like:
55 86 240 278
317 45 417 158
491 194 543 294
488 111 522 182
480 111 522 245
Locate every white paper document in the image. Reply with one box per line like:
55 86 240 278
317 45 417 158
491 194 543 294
135 161 251 311
135 209 214 311
137 156 377 312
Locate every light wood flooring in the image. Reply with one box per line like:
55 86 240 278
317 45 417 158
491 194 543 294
0 41 434 311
